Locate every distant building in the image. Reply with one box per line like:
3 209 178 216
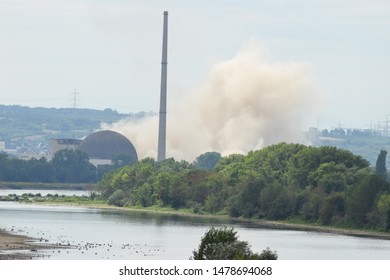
49 138 82 159
78 130 138 167
49 130 138 167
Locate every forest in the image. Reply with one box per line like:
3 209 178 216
98 143 390 231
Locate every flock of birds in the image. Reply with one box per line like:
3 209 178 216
4 225 166 260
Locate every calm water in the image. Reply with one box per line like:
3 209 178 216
1 201 390 260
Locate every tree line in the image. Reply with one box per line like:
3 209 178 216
0 149 96 183
0 149 219 184
98 143 390 231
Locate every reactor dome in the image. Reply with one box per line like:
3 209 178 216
78 130 138 165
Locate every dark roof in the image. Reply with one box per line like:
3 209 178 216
78 130 138 161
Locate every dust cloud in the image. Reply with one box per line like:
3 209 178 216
101 41 318 161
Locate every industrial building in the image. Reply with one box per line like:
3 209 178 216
78 130 138 166
49 138 82 159
49 130 138 167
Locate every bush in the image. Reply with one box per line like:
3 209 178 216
107 189 126 207
191 227 277 260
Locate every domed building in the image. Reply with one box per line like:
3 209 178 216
78 130 138 167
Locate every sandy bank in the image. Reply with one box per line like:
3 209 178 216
0 230 42 259
0 229 66 260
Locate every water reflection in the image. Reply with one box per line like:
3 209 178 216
102 209 235 227
1 201 390 260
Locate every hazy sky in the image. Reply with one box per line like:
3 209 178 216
0 0 389 130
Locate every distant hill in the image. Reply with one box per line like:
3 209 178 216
0 104 153 156
1 105 389 166
308 128 390 166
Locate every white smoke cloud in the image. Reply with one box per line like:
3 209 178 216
102 40 318 161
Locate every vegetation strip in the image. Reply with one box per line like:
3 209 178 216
98 144 390 232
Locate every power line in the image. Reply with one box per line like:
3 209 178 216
70 89 80 108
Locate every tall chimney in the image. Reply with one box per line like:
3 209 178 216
157 11 168 161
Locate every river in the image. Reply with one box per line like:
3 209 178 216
1 193 390 260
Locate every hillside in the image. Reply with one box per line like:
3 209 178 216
0 105 152 157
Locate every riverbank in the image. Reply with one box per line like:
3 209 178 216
245 219 390 241
0 228 71 260
35 200 390 241
3 198 390 260
0 229 44 260
113 206 390 240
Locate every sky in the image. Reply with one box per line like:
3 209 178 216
0 0 389 130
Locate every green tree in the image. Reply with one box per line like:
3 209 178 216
308 162 347 193
191 227 277 260
108 189 126 207
132 183 156 207
201 174 228 213
0 152 9 180
374 193 390 229
244 143 306 185
154 172 176 206
287 146 368 188
169 179 189 209
28 157 56 182
229 177 264 218
215 154 246 186
345 175 388 226
51 149 97 183
295 189 321 221
375 150 387 180
193 152 221 170
319 193 345 225
112 153 137 169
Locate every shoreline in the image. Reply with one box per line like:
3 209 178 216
0 230 46 260
119 207 390 240
0 228 67 260
35 201 390 241
242 219 390 240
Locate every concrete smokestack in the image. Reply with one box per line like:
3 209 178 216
157 11 168 161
